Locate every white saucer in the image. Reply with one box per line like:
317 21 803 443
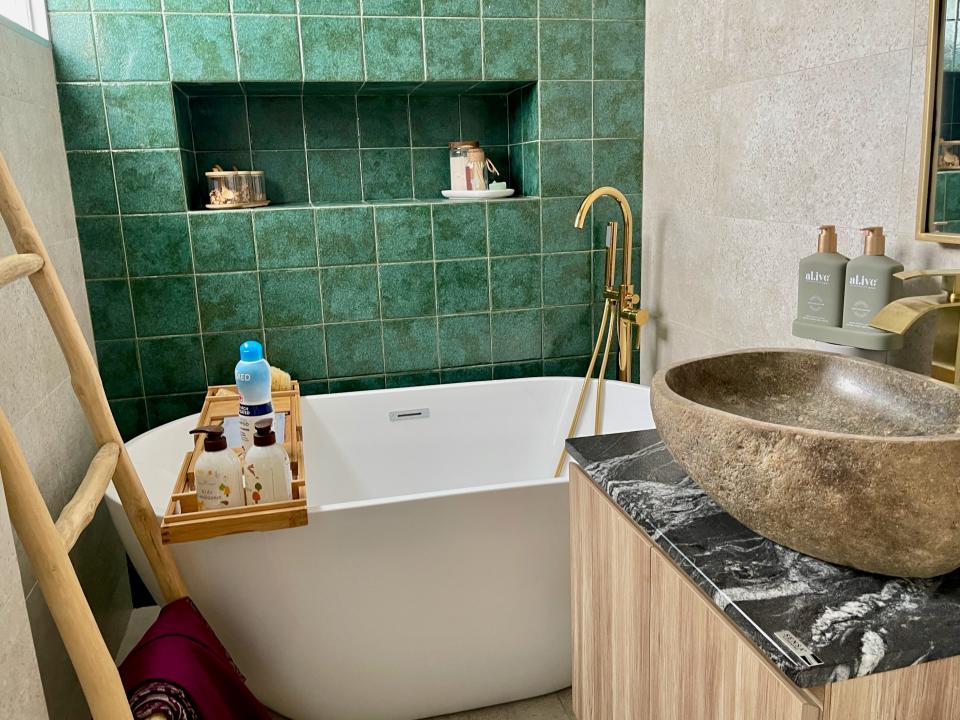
441 188 516 199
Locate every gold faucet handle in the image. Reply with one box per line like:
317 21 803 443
895 269 960 299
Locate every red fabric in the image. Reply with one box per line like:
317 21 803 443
119 597 272 720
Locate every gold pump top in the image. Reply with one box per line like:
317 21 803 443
861 226 886 256
817 225 838 253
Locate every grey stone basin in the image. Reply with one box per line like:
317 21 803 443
650 349 960 578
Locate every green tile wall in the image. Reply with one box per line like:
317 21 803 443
49 0 645 439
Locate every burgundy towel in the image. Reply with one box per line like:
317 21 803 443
119 597 272 720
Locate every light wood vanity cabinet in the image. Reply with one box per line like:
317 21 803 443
570 465 960 720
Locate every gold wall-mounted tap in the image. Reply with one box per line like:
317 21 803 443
870 269 960 384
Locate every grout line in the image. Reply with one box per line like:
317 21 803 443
371 205 389 380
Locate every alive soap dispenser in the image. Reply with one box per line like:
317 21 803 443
796 225 847 328
842 227 904 335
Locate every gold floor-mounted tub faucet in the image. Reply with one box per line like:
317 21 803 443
554 186 649 476
870 269 960 385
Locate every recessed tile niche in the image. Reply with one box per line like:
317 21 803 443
174 81 539 210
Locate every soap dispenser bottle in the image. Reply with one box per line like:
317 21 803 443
189 425 244 509
842 227 903 334
796 225 848 328
244 419 293 505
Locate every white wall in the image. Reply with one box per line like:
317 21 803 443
640 0 960 378
0 16 132 719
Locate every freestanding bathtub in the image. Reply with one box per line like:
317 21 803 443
106 377 654 720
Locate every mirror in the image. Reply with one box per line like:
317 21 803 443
919 1 960 243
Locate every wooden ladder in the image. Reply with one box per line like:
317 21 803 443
0 151 188 718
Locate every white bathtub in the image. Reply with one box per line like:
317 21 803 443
106 377 654 720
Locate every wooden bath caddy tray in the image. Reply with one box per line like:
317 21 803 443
161 382 307 544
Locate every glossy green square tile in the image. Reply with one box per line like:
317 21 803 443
594 20 643 80
441 365 492 383
166 14 237 83
594 139 642 194
540 0 591 17
174 91 193 149
307 150 362 202
235 15 301 82
594 81 644 138
460 95 508 146
542 251 591 306
233 0 296 11
412 148 449 199
595 0 644 19
539 82 591 140
482 19 536 80
114 150 185 213
130 276 199 337
300 380 330 395
410 96 459 147
49 14 98 81
540 141 591 197
520 141 540 195
490 255 540 310
94 14 168 81
362 0 418 14
46 0 89 9
436 259 489 315
196 272 262 332
543 354 589 376
321 265 380 322
92 0 159 9
482 0 535 17
379 262 436 318
509 145 524 191
110 398 149 441
432 202 486 259
253 151 308 204
103 83 177 149
203 330 263 384
423 0 478 15
361 149 413 200
329 375 385 392
189 96 249 151
299 0 359 12
491 309 541 362
146 393 206 426
265 326 327 381
304 96 359 149
123 214 192 276
438 313 490 367
488 199 540 255
66 152 117 215
424 19 482 81
301 17 363 82
317 207 375 265
77 216 125 279
376 205 432 262
325 322 384 377
357 96 410 148
254 209 318 269
190 211 256 272
165 0 229 10
86 280 134 340
520 84 538 142
493 360 542 379
542 304 590 357
139 335 206 395
259 269 322 327
58 85 108 151
382 318 439 373
541 197 590 252
96 340 142 400
539 20 591 80
386 370 441 388
363 18 424 82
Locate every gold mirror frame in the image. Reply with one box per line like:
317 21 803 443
919 0 960 244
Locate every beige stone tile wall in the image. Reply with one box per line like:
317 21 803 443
640 0 960 380
0 19 132 720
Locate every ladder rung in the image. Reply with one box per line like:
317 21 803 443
56 442 120 552
0 252 43 289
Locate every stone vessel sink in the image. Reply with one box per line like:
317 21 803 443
650 349 960 578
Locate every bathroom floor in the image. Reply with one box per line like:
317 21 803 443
119 607 574 719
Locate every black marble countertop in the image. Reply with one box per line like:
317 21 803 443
567 429 960 688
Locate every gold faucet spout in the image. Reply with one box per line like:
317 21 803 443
870 295 960 335
574 186 634 287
